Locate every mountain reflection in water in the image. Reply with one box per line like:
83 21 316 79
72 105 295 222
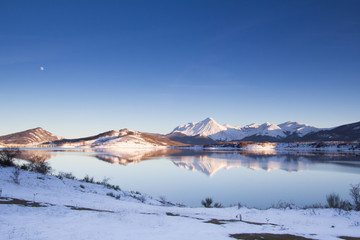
12 148 360 208
16 148 360 177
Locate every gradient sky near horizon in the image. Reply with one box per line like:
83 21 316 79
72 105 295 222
1 0 360 138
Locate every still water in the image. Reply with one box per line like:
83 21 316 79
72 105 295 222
16 148 360 208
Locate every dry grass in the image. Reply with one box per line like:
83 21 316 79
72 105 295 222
65 205 114 213
338 237 360 240
0 197 49 207
204 218 277 226
229 233 315 240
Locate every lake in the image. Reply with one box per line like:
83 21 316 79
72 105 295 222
15 148 360 209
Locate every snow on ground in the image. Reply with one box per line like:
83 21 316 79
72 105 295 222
1 166 360 240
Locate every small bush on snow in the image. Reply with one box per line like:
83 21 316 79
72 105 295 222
11 167 21 184
350 183 360 211
201 198 213 208
326 192 354 211
57 172 76 180
213 202 223 208
28 162 52 175
82 175 95 183
327 193 341 208
107 192 121 200
0 148 20 167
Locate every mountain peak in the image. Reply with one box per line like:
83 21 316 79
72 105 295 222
278 121 319 137
279 121 301 126
202 117 215 123
170 117 226 137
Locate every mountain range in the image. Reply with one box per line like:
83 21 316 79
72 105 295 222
0 118 359 147
168 117 324 142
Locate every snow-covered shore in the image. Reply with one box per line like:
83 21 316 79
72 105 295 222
1 166 359 240
2 141 360 156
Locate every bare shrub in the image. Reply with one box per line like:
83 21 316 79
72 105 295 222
57 172 76 180
271 201 295 210
131 194 146 203
106 184 121 191
107 192 115 197
82 175 94 183
213 202 223 208
303 203 323 209
20 164 30 171
327 193 340 208
339 200 352 211
106 190 122 199
28 161 52 175
350 183 360 211
0 148 20 167
326 193 352 211
201 198 213 208
11 167 21 184
101 177 110 185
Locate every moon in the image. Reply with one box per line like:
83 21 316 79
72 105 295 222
40 66 44 71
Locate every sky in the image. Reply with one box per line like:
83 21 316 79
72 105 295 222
1 0 360 138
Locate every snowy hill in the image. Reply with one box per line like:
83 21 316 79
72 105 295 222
0 127 62 145
170 118 322 142
301 121 360 141
51 129 186 148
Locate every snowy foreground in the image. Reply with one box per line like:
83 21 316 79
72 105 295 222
1 167 360 240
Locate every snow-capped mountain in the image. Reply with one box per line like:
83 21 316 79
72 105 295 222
170 117 227 137
169 118 322 142
169 117 243 141
278 121 320 137
245 122 286 138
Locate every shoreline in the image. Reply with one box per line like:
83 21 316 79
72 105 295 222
1 141 360 154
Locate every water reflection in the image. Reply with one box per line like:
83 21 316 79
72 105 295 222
170 151 360 176
17 150 53 163
12 148 360 208
94 148 182 165
15 149 360 176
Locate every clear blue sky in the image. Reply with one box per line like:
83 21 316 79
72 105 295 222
1 0 359 138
